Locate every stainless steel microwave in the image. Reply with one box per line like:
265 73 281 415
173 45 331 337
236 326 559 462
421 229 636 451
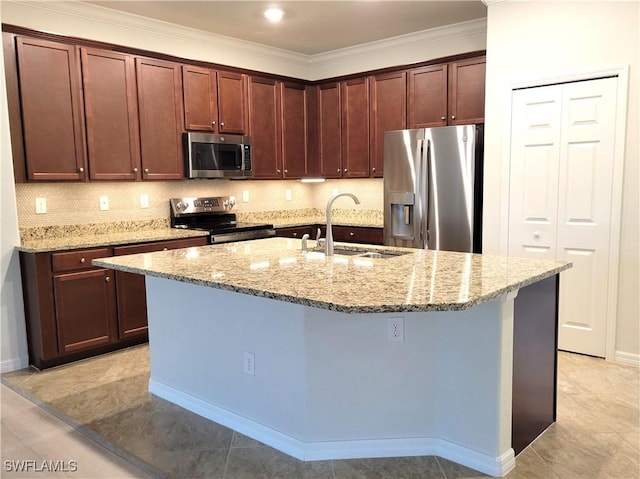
184 132 252 179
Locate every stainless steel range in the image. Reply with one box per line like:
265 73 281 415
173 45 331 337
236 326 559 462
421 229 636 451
170 196 275 244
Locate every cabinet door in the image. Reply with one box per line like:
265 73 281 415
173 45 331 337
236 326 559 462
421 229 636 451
281 82 308 178
16 37 86 181
370 72 407 177
136 57 184 180
183 65 217 132
248 76 282 179
341 78 370 178
53 269 116 354
408 64 448 128
318 82 342 178
217 71 247 134
82 48 141 180
448 57 486 125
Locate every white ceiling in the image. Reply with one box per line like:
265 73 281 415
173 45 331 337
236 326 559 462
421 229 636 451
84 1 487 55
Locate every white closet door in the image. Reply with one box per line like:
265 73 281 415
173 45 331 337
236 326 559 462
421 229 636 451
509 77 619 357
556 77 618 357
508 85 562 260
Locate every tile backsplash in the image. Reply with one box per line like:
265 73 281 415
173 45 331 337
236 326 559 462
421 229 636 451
15 178 383 228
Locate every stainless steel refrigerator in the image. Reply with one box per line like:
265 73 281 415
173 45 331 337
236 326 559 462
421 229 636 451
383 125 483 253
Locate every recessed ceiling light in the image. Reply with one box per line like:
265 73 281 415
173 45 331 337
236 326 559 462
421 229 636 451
264 7 284 23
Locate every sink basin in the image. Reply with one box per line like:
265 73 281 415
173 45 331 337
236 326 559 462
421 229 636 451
332 248 407 259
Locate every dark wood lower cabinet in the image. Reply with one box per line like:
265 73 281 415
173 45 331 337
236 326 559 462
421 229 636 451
53 268 116 354
19 236 208 369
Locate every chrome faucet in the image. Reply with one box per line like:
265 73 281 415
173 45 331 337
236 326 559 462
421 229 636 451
325 193 361 256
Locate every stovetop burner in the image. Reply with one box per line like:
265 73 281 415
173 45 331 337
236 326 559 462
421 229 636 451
170 197 275 244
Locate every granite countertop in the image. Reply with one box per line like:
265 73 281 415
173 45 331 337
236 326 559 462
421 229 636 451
93 237 571 314
17 228 210 253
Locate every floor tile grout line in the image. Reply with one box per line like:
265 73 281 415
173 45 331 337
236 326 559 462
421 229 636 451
0 381 159 479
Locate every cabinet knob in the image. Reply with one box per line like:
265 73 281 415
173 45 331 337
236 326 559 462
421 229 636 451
451 115 456 120
344 168 348 173
284 169 288 173
80 257 86 263
163 247 168 251
276 169 281 174
212 120 217 126
349 232 355 237
144 168 149 173
105 276 111 282
441 116 446 121
372 167 376 172
133 167 138 173
79 167 84 173
293 232 298 237
220 122 225 127
337 169 341 173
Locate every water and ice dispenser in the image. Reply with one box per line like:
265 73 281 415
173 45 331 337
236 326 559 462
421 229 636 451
388 192 415 240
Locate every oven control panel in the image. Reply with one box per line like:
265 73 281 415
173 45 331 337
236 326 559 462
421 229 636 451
170 196 236 216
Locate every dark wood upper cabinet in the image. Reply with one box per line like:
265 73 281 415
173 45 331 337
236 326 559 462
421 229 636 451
408 57 486 128
15 37 87 181
247 76 282 179
341 78 370 178
408 64 448 129
281 82 308 179
369 72 407 178
182 66 247 134
318 82 342 178
448 56 486 125
135 57 184 180
81 48 141 181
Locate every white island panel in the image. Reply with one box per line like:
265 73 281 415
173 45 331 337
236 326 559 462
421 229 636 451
144 275 517 477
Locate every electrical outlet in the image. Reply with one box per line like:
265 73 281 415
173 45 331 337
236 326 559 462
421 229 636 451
99 195 109 211
285 189 292 201
140 194 149 208
243 351 255 376
35 197 47 214
242 190 250 203
387 317 404 342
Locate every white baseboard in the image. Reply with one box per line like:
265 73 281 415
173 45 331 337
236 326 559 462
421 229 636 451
1 356 29 373
614 351 640 367
149 379 515 477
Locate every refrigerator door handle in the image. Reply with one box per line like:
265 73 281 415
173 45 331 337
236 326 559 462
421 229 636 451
418 138 430 249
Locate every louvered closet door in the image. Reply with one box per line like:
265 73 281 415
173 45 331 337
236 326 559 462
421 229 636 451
508 77 618 357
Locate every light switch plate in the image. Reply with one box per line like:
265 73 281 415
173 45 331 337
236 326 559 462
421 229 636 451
242 190 249 203
99 196 109 211
140 194 149 208
285 189 292 201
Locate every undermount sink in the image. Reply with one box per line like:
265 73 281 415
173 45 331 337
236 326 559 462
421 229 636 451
332 248 407 259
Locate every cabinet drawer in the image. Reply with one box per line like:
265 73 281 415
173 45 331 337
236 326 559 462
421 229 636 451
275 226 314 239
51 247 112 273
113 236 208 256
332 226 383 245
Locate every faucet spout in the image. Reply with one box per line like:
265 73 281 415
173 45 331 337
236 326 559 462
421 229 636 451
325 193 361 256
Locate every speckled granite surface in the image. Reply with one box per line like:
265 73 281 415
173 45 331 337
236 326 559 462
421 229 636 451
18 219 209 253
94 237 571 314
237 208 383 228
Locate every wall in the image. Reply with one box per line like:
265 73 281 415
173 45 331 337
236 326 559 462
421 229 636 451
1 1 482 370
0 2 28 372
483 1 639 360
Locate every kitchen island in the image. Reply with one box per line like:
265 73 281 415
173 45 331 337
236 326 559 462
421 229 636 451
94 237 570 477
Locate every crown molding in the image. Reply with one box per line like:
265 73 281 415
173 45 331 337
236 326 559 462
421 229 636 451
3 1 486 80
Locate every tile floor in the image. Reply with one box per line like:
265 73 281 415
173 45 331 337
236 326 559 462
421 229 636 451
1 345 638 479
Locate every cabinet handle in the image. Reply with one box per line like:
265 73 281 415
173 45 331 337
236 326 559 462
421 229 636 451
144 168 149 173
133 167 138 173
441 116 446 121
80 257 86 263
105 276 111 282
451 115 456 120
79 167 84 173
